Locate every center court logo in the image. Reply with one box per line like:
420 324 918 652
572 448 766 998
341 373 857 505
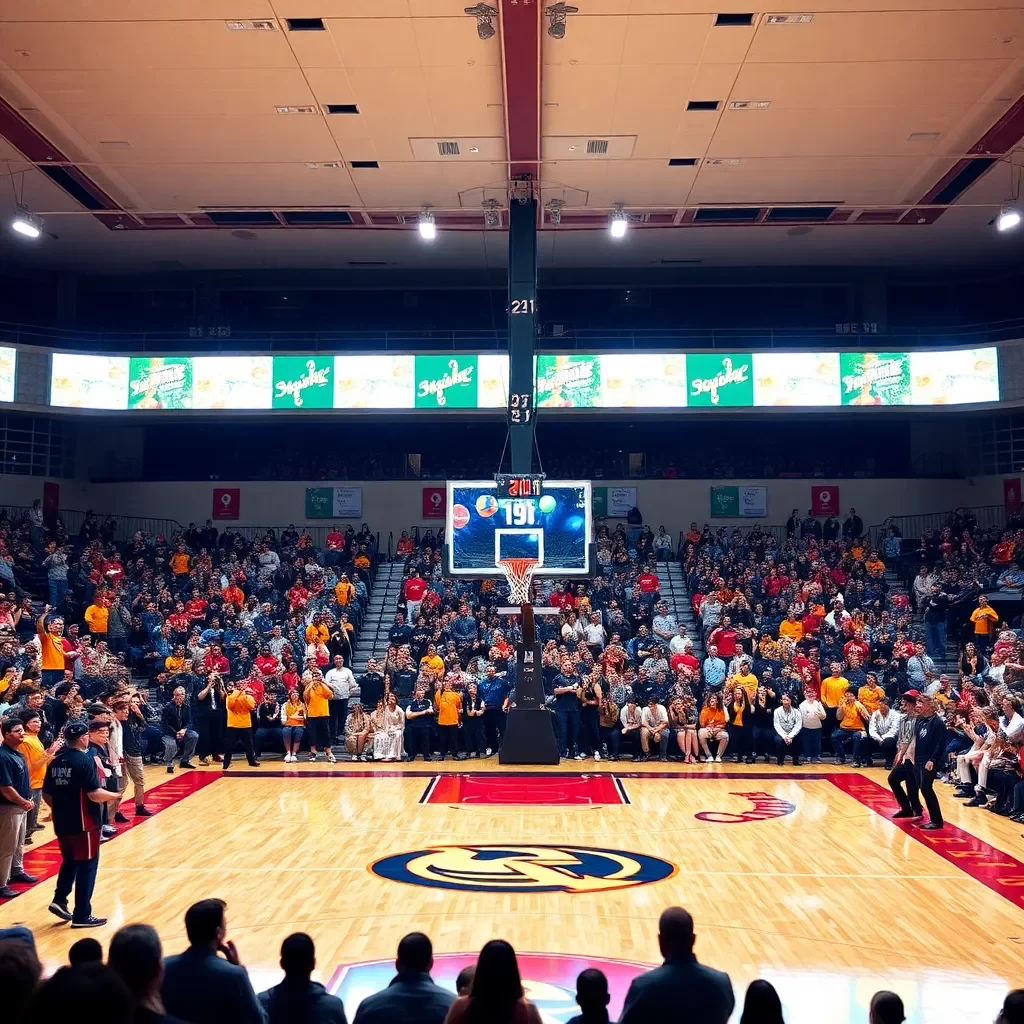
370 844 676 894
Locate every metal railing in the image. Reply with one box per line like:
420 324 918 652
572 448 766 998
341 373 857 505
867 504 1006 546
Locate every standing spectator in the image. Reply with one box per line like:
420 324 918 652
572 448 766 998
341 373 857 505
259 932 347 1024
913 694 947 830
107 923 180 1024
869 991 905 1024
435 679 463 761
195 672 226 766
222 682 259 770
739 980 784 1024
281 688 306 763
324 655 356 746
567 969 611 1024
17 708 59 841
353 932 454 1024
162 899 264 1024
442 939 541 1024
160 686 198 773
969 595 999 657
122 695 152 817
843 507 863 541
462 682 487 758
0 717 35 897
304 672 335 763
887 692 923 819
619 908 734 1024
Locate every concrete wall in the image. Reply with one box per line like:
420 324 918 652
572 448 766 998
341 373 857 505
1 474 1008 544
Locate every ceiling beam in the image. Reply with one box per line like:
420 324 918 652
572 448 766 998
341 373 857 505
499 0 542 182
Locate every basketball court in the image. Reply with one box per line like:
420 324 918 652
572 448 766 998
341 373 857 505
2 760 1022 1024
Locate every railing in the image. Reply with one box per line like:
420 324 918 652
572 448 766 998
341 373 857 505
4 318 1024 353
867 504 1006 546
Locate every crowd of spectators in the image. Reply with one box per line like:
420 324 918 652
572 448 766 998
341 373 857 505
6 901 1016 1024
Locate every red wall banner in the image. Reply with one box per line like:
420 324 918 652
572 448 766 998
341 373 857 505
811 485 839 517
1004 478 1021 516
212 487 240 520
422 486 445 519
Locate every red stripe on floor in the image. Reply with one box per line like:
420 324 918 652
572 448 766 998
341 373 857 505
424 773 627 805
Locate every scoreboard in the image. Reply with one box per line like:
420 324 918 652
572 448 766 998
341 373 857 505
494 474 544 499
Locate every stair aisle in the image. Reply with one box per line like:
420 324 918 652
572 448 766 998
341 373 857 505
655 559 704 662
355 560 408 671
883 568 959 676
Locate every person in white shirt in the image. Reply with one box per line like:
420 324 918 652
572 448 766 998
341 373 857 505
912 568 935 611
652 605 677 643
999 696 1024 744
824 599 851 632
640 699 669 761
865 697 901 768
583 613 607 657
324 655 356 745
798 688 826 763
668 626 692 656
653 528 674 561
953 708 999 799
772 694 802 765
619 699 643 760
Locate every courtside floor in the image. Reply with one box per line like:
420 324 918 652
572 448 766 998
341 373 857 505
2 760 1023 1024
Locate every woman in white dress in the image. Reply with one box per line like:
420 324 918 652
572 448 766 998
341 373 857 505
373 692 406 761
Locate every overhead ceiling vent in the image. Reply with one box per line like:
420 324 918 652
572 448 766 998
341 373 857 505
226 19 276 30
410 137 503 160
715 12 754 25
437 140 461 156
704 157 741 166
281 210 354 225
325 104 359 114
542 135 637 159
206 210 279 226
99 140 132 149
908 131 940 141
286 17 325 30
660 257 703 264
304 161 344 169
275 105 318 114
349 160 379 169
587 139 609 154
766 13 812 23
766 206 837 222
687 100 721 111
730 100 770 109
669 157 699 166
694 207 758 222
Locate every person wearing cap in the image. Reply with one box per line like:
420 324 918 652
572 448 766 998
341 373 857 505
0 717 37 898
887 692 923 819
913 693 947 829
42 720 120 928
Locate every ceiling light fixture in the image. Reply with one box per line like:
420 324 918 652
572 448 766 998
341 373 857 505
10 207 41 239
545 2 579 38
996 203 1021 232
464 3 497 40
609 205 628 239
418 208 437 240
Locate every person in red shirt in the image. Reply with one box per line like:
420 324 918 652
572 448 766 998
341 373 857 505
287 582 309 613
185 596 207 621
671 649 699 675
395 532 415 557
222 582 245 612
844 634 870 664
254 647 279 677
638 569 660 602
203 645 231 675
708 617 738 659
167 602 190 635
404 572 428 619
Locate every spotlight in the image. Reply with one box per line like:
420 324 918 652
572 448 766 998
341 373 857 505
418 208 436 240
10 207 41 239
609 206 628 239
465 3 497 40
996 203 1021 232
482 199 500 228
545 2 578 38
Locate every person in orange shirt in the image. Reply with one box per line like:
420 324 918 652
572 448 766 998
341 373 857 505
222 581 245 613
18 708 59 841
303 672 335 763
36 606 67 687
698 693 729 762
304 616 329 647
857 672 886 716
969 596 999 656
420 644 445 678
435 679 463 760
832 691 869 766
778 612 803 642
83 596 109 641
223 681 259 770
334 574 355 608
864 552 886 576
169 544 190 577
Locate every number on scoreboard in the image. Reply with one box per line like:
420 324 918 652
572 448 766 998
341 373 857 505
508 392 532 425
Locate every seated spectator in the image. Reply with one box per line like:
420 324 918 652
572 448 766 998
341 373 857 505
345 702 372 761
373 693 405 762
162 899 264 1024
353 932 454 1024
740 980 785 1024
698 693 729 762
443 939 541 1024
107 923 181 1024
869 991 906 1024
567 968 611 1024
619 908 734 1024
26 962 134 1024
0 933 43 1023
259 932 347 1024
68 936 104 966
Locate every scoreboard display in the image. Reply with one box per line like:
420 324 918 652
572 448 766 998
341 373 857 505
446 479 592 576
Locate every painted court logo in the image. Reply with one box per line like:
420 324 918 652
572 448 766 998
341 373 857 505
370 844 676 894
693 791 796 824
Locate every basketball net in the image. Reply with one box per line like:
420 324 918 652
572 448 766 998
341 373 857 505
498 557 538 606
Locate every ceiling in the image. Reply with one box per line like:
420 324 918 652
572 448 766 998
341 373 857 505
0 0 1023 272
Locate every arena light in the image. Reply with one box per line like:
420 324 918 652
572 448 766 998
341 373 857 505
609 205 628 239
996 203 1021 232
10 207 42 239
418 208 436 240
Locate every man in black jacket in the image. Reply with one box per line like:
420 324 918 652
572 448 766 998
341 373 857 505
843 507 864 541
259 932 347 1024
913 694 948 830
160 686 197 773
619 907 734 1024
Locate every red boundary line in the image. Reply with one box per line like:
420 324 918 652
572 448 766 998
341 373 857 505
0 771 220 906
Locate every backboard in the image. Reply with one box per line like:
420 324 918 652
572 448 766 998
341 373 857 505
446 479 592 576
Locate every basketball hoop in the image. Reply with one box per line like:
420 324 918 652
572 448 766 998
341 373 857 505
498 557 538 606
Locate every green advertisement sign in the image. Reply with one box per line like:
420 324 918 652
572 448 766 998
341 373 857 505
128 356 193 410
305 487 334 519
710 486 739 517
535 354 600 407
414 355 478 408
839 352 911 406
272 356 333 409
687 353 753 407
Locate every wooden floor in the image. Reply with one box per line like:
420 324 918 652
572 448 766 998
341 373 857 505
2 759 1022 1024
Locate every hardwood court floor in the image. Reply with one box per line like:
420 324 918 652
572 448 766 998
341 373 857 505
2 760 1023 1024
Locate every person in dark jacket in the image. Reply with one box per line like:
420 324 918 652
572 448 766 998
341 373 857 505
352 932 454 1024
161 899 265 1024
619 907 734 1024
159 686 197 772
259 933 346 1024
913 694 948 829
108 922 188 1024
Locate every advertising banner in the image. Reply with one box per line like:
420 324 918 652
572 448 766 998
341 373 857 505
272 356 333 409
908 348 999 405
608 486 637 517
839 352 911 405
305 487 362 519
753 352 840 406
811 485 840 517
212 487 240 520
422 486 446 519
50 353 129 409
710 485 767 517
335 355 414 409
688 353 754 407
414 354 478 408
193 356 273 409
536 354 600 408
0 347 15 403
128 356 193 410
